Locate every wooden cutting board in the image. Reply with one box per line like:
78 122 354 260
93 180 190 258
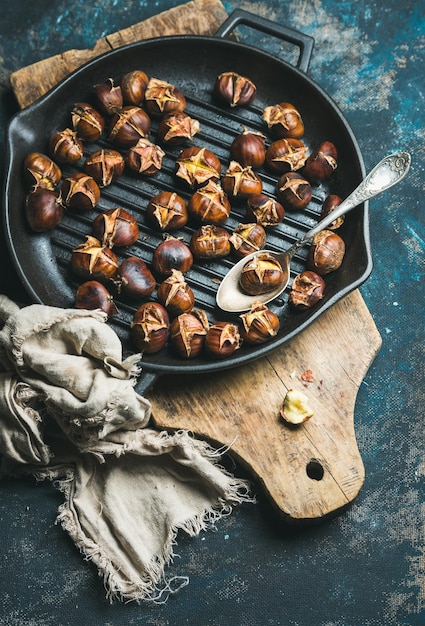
10 0 381 522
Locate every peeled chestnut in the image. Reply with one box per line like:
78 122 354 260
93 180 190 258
157 111 200 146
230 129 266 168
246 193 285 227
74 280 118 317
71 102 105 142
303 141 338 182
24 187 64 232
229 223 266 258
93 78 123 115
169 310 209 358
221 161 263 201
188 180 231 225
61 172 101 211
157 269 195 317
49 128 84 164
108 106 151 148
205 321 241 359
131 302 170 354
116 257 156 299
125 138 165 176
214 72 256 107
239 301 280 344
276 172 312 211
239 252 285 295
262 102 304 139
92 207 139 247
152 235 193 276
147 191 188 231
190 224 231 260
84 149 125 187
23 152 62 190
319 194 344 229
175 146 221 188
144 78 186 117
121 70 149 106
71 236 119 281
265 138 308 174
289 271 326 310
307 230 345 275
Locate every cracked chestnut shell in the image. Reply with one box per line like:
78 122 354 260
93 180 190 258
229 222 266 258
144 77 186 117
61 172 101 211
71 102 105 142
71 236 119 281
157 269 195 317
131 302 170 354
239 301 280 344
190 224 231 260
205 321 241 359
169 310 209 359
157 111 200 146
319 194 344 230
83 149 125 187
246 193 285 227
214 72 256 107
175 146 221 188
188 180 231 225
49 128 84 164
239 252 285 295
147 191 188 231
221 161 263 201
276 172 312 211
262 102 304 139
108 106 151 148
92 207 139 248
93 78 123 115
23 152 62 190
303 141 338 182
265 138 308 174
289 271 326 310
125 138 165 176
307 230 345 275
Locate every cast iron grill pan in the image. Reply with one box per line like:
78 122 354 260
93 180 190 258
3 15 372 390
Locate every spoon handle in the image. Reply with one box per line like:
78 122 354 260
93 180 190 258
288 151 411 257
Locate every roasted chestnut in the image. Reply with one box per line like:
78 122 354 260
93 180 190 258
246 193 285 227
93 78 123 115
125 138 165 176
152 235 193 276
24 187 64 232
116 257 156 299
239 301 280 344
23 152 62 190
262 102 304 139
303 141 338 182
71 236 119 281
307 230 345 275
265 138 308 174
230 129 266 168
169 310 209 358
214 72 256 107
190 224 231 260
276 172 312 211
83 149 125 187
144 78 186 117
157 269 195 317
319 194 344 230
205 321 241 359
120 70 149 106
188 180 231 225
108 106 151 148
92 207 139 247
229 223 266 258
61 172 101 211
289 271 326 310
157 111 200 146
74 280 118 317
221 161 263 201
175 146 221 188
49 128 84 164
71 102 105 142
131 302 170 354
147 191 188 231
239 252 285 295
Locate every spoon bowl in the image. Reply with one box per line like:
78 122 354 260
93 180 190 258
216 151 411 313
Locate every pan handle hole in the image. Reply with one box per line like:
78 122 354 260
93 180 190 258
306 458 324 481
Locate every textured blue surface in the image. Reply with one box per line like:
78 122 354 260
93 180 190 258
0 1 424 624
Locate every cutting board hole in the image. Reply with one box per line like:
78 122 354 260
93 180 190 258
306 459 324 481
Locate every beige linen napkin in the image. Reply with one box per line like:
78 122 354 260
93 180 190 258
0 295 253 603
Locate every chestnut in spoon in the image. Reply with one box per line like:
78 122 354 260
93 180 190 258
216 151 411 313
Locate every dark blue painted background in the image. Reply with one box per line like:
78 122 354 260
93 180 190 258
0 1 423 624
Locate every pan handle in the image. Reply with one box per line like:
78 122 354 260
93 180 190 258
135 369 159 395
215 9 314 73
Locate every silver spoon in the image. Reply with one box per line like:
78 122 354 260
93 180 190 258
216 151 411 313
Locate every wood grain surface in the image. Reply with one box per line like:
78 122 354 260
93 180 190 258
9 0 382 521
